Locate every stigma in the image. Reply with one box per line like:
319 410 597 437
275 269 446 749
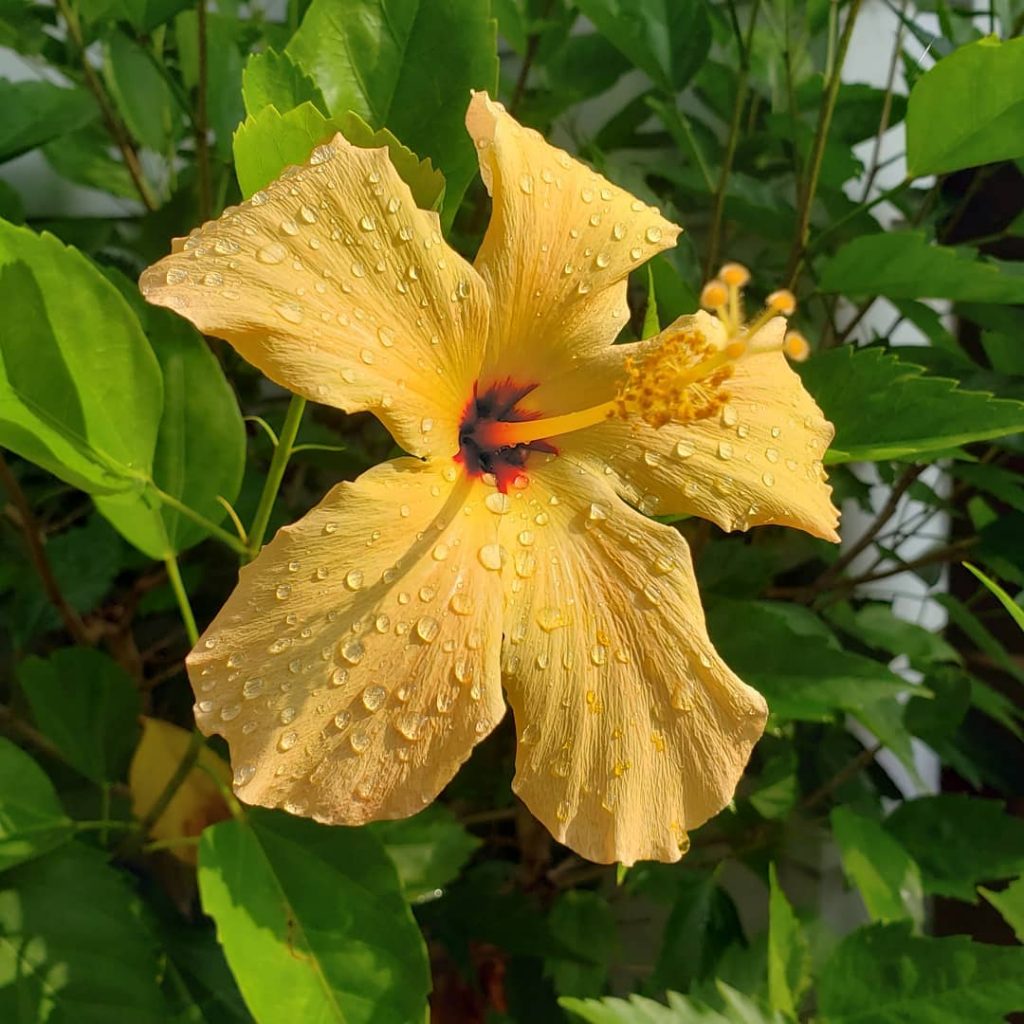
471 262 810 452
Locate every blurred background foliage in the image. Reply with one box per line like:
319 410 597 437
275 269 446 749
1 0 1024 1021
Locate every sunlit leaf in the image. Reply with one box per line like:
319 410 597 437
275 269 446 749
767 865 809 1018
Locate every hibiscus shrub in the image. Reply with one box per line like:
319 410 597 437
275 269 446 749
2 1 1024 1021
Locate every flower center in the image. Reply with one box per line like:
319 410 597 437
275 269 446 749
473 262 809 449
456 381 557 491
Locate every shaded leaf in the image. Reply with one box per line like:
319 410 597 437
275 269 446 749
0 739 72 872
17 648 140 784
0 843 167 1022
103 29 177 152
546 890 618 998
979 876 1024 942
884 795 1024 901
818 922 1024 1023
767 866 809 1018
0 79 96 163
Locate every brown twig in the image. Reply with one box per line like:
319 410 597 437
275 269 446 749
0 452 94 646
54 0 158 211
801 742 883 811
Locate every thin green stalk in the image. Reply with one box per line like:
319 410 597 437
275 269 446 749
704 0 761 278
652 99 715 193
164 554 199 646
195 0 212 221
246 394 306 561
150 485 248 556
785 0 864 288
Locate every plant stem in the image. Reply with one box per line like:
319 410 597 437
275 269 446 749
129 728 206 852
704 0 761 278
508 0 553 115
195 0 212 221
0 452 94 646
785 0 864 288
150 485 248 556
246 395 306 561
54 0 158 212
164 555 199 645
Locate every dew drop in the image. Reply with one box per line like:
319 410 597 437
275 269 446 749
395 712 426 740
220 704 241 721
334 710 351 729
279 706 296 725
233 764 255 787
477 543 505 571
345 569 364 590
432 543 449 561
275 583 292 600
450 592 473 615
278 731 298 751
717 441 734 461
590 644 607 666
359 215 376 231
243 677 264 699
485 491 511 515
258 242 287 265
762 471 775 487
349 730 371 753
331 667 349 687
416 616 440 644
519 173 534 194
362 684 386 711
612 222 626 240
340 639 365 664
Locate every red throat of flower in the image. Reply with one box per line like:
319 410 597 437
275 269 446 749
456 380 558 492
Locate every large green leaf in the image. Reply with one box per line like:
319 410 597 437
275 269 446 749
0 739 72 872
198 809 430 1024
798 346 1024 463
242 47 328 118
0 79 96 163
767 866 809 1019
818 232 1024 303
286 0 497 221
0 843 168 1022
707 601 911 722
817 923 1024 1023
81 0 192 31
907 36 1024 176
95 300 245 558
545 890 618 998
233 101 445 209
43 124 139 199
830 807 924 926
574 0 711 93
369 804 479 902
16 648 140 784
884 795 1024 901
0 224 161 495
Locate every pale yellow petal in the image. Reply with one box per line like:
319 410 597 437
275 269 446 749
466 92 681 413
186 459 506 824
140 136 489 459
129 716 230 864
494 456 766 865
562 312 841 541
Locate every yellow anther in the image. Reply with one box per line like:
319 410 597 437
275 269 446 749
700 280 728 309
719 262 750 287
766 289 796 315
784 331 810 362
724 340 747 360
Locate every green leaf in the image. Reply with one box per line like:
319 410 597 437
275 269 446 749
707 601 911 722
798 346 1024 464
979 876 1024 942
0 79 96 163
830 807 924 926
335 110 446 211
198 809 430 1024
884 795 1024 901
95 300 245 558
103 29 177 153
0 224 162 495
286 0 497 221
767 866 809 1018
818 922 1024 1023
369 803 479 902
545 890 618 998
0 739 72 872
819 231 1024 303
81 0 192 32
43 124 139 200
0 843 168 1022
232 101 334 198
748 744 798 820
907 36 1024 177
562 985 785 1023
574 0 711 93
827 602 959 671
650 872 743 994
964 562 1024 632
16 648 140 784
242 47 328 117
232 101 445 210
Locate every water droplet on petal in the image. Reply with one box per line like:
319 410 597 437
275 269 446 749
416 616 440 643
278 731 298 751
349 730 370 753
477 544 505 571
362 684 386 711
345 570 364 590
340 639 365 664
485 491 510 515
645 225 663 244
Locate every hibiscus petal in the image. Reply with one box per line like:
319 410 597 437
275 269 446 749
563 313 841 542
187 459 505 823
496 456 767 864
466 92 681 411
140 136 489 459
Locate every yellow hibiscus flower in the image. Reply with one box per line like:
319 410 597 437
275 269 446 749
139 92 839 865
